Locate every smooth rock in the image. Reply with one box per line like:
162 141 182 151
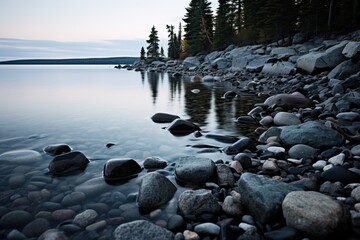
38 229 68 240
8 174 25 188
75 177 113 197
267 146 285 154
103 158 142 182
264 93 314 110
0 149 42 164
167 214 186 232
263 226 297 240
151 113 180 123
234 153 252 169
261 62 296 75
262 160 280 174
238 173 300 224
273 112 301 126
351 186 360 201
0 210 32 228
43 144 71 156
7 229 26 240
48 151 89 176
342 41 360 58
282 191 343 238
216 164 235 186
183 230 200 240
143 156 168 169
328 59 360 80
85 220 106 232
222 196 242 216
352 145 360 156
288 144 318 159
312 160 327 170
223 137 252 155
52 209 76 221
194 222 220 236
167 119 200 136
22 218 50 238
239 222 257 232
280 121 346 148
328 153 345 165
229 161 243 173
175 156 215 184
114 220 174 240
336 112 360 121
178 189 221 215
72 209 98 228
137 172 177 208
61 191 86 206
322 165 360 183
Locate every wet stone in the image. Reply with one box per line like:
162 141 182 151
48 151 89 176
0 210 33 228
73 209 98 228
22 218 50 238
103 158 142 183
167 214 186 232
52 209 76 221
143 156 168 169
61 191 86 206
175 156 216 184
234 153 252 169
167 119 200 136
7 229 26 240
194 222 220 236
178 189 221 215
8 174 26 188
85 220 106 232
38 229 69 240
321 165 360 183
0 149 42 164
216 164 235 187
43 144 72 156
151 112 180 123
288 144 318 160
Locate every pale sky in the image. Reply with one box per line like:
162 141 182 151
0 0 218 60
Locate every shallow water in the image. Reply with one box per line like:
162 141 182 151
0 65 262 238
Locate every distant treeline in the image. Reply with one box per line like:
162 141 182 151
0 57 139 65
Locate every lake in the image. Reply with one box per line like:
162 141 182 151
0 65 261 238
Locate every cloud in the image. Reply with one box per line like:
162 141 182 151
0 38 150 61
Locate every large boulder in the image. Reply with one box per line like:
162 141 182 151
246 56 273 72
211 57 230 69
296 41 348 73
175 156 216 184
270 47 296 59
282 191 344 239
261 61 296 75
48 151 89 176
114 220 174 240
183 56 201 67
264 93 314 110
342 41 360 59
280 121 346 148
327 59 360 80
137 172 177 208
273 112 301 126
231 54 256 71
178 189 221 215
205 51 222 63
238 173 300 224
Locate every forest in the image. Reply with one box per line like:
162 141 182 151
146 0 360 59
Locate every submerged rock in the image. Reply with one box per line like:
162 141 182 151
43 144 72 156
175 156 216 184
103 158 142 183
151 113 180 123
48 151 89 176
166 119 200 136
0 149 42 164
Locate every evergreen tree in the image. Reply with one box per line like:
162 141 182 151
166 23 183 59
146 25 160 59
160 47 165 58
214 0 235 50
140 47 146 60
183 0 213 55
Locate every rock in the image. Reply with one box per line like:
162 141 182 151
237 115 258 124
328 153 345 165
167 119 200 136
296 41 347 73
280 121 346 148
322 165 360 183
114 220 174 240
48 151 89 176
175 156 216 184
222 196 242 216
52 209 76 221
336 112 360 121
194 222 220 236
167 214 186 232
8 174 25 188
282 191 343 239
151 113 180 123
103 158 142 182
183 56 201 67
273 112 301 126
238 173 300 224
231 54 256 71
270 47 296 59
292 32 308 44
205 134 239 143
246 56 272 72
223 90 237 99
216 164 235 186
22 218 50 238
38 229 68 240
264 93 314 110
267 146 285 154
137 172 177 208
264 226 297 240
261 62 296 75
234 153 252 169
0 149 42 164
0 210 32 228
288 144 318 159
320 181 342 195
61 192 86 206
342 41 360 59
73 209 98 228
327 59 360 80
258 127 282 143
229 161 243 173
178 189 221 215
223 137 252 155
211 57 230 69
43 144 71 156
143 156 168 169
75 177 112 197
183 230 200 240
312 160 327 170
352 145 360 156
238 222 257 233
85 220 106 232
205 51 221 63
351 186 360 202
7 229 26 240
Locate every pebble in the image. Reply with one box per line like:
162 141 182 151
167 214 186 232
222 196 242 216
38 229 69 240
7 229 26 240
328 153 345 165
194 222 220 235
22 218 50 238
273 112 301 126
61 192 86 206
234 153 252 169
229 160 243 173
8 174 26 188
183 230 200 240
312 160 327 170
351 186 360 201
267 146 285 154
52 209 76 221
262 159 279 174
0 149 42 164
73 209 98 228
0 210 33 228
85 220 106 231
239 222 257 232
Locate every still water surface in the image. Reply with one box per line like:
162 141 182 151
0 65 261 165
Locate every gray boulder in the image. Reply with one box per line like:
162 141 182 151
296 41 348 73
288 144 318 159
280 121 346 148
205 51 222 63
273 112 301 126
292 32 308 44
264 93 314 109
178 189 221 215
114 220 174 240
231 54 256 71
167 119 200 136
183 56 201 67
238 173 300 224
327 59 360 80
342 41 360 59
137 172 177 208
175 156 215 184
258 127 282 143
282 191 343 239
211 57 230 69
261 62 296 75
246 56 272 72
270 47 296 59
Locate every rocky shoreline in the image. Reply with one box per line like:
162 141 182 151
0 32 359 240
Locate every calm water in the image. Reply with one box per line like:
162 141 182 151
0 65 261 165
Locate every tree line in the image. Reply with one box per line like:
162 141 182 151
141 0 360 60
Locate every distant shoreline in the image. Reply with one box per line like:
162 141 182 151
0 57 139 65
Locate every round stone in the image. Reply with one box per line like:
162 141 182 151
312 160 327 170
103 158 142 182
0 149 42 164
234 153 251 169
351 186 360 202
267 146 285 154
178 189 221 215
175 156 215 184
8 174 26 188
143 156 168 169
73 209 98 228
222 196 242 216
22 218 50 238
288 144 317 159
194 222 220 236
274 112 301 126
328 153 345 166
85 220 106 231
61 192 86 206
0 210 32 228
52 209 76 221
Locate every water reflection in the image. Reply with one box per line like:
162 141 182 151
147 72 159 104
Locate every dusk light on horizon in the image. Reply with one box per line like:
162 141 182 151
0 0 218 60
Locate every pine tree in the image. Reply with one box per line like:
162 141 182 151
140 47 146 60
183 0 213 55
160 47 165 58
214 0 235 50
166 23 183 59
146 25 160 59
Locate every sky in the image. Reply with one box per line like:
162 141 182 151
0 0 219 61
